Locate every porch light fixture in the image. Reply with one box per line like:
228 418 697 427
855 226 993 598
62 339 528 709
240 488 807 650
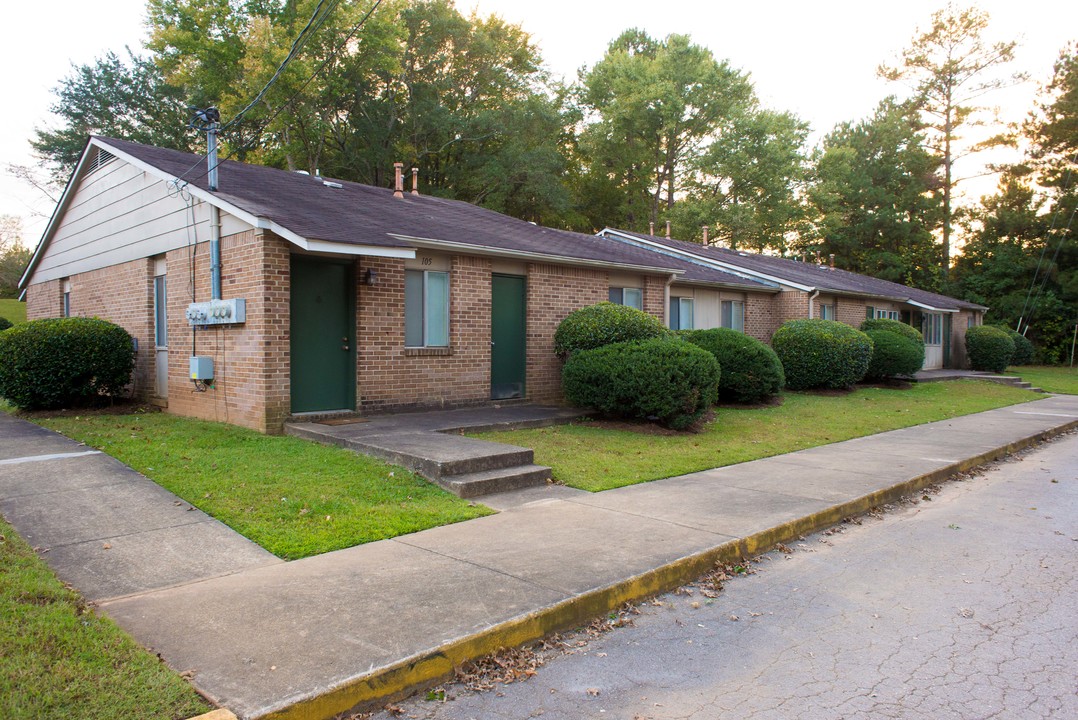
362 268 378 286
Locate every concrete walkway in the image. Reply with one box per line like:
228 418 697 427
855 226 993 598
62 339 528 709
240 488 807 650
2 396 1077 719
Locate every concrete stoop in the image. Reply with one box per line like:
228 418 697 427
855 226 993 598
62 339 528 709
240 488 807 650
977 375 1046 393
283 424 554 498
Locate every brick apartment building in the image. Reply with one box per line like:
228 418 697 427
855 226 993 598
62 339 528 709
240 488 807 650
18 137 985 433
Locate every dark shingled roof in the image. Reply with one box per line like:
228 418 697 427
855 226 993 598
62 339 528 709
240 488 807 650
99 137 769 290
605 228 986 311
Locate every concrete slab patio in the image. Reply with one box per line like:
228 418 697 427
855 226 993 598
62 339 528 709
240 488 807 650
2 395 1077 719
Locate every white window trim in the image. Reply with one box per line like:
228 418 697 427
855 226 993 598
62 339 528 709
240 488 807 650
405 269 450 348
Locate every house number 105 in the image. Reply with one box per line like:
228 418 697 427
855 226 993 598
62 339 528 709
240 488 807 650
421 257 433 266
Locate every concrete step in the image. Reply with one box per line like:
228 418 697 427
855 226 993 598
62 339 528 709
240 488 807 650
434 464 553 499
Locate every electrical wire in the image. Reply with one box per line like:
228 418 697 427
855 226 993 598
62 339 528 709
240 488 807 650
173 0 382 189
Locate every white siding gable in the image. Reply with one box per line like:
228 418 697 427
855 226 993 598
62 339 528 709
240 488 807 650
32 156 252 284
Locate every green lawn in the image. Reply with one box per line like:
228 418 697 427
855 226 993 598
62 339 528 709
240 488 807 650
1007 365 1078 395
0 515 210 720
0 298 25 325
39 412 492 560
471 380 1038 492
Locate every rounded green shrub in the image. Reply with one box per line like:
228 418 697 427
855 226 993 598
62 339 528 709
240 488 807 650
0 316 12 332
562 337 719 430
1004 328 1034 366
0 317 135 410
861 317 924 345
681 328 784 403
771 319 873 390
965 325 1015 373
864 329 924 380
554 302 667 356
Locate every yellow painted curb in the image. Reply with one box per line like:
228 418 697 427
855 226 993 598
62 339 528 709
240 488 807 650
257 420 1078 720
187 709 238 720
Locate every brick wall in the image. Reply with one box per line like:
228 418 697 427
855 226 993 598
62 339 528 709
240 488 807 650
773 290 809 331
950 310 981 369
356 255 492 411
744 291 777 342
25 279 63 320
165 229 291 433
525 263 609 403
642 274 667 323
836 297 870 328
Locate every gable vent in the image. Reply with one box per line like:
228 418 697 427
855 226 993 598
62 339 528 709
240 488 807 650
86 148 116 175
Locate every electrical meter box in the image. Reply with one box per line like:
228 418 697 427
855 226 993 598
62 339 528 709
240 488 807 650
189 356 215 381
185 298 246 326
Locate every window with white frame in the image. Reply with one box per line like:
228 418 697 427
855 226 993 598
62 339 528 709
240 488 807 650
875 308 899 320
721 300 744 331
923 313 943 345
669 297 694 330
405 270 449 347
608 287 643 310
819 303 835 321
62 280 71 317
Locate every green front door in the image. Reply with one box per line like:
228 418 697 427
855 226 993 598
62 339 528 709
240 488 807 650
491 274 526 400
290 256 355 413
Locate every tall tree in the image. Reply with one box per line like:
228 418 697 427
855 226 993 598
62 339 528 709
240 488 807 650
879 3 1024 279
576 30 753 231
807 98 943 289
0 215 33 298
668 108 809 252
31 49 193 182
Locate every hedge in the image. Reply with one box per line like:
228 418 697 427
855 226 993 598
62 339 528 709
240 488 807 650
554 302 667 356
0 317 135 410
562 337 719 430
1004 328 1035 366
965 325 1015 373
861 317 924 345
0 316 12 332
680 328 784 403
771 319 873 390
864 329 924 380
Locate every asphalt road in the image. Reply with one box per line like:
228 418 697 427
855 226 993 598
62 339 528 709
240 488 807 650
372 431 1078 720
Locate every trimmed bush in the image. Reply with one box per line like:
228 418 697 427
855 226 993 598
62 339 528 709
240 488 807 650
0 317 12 332
771 319 873 390
554 302 667 356
965 325 1015 373
681 328 785 403
861 317 924 345
1004 328 1035 366
0 317 135 410
864 329 924 380
562 337 719 430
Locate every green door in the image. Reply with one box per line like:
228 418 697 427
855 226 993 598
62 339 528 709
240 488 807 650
290 256 355 413
491 274 526 400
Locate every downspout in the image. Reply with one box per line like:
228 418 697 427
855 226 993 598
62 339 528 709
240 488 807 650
664 273 677 328
807 290 819 319
207 116 222 300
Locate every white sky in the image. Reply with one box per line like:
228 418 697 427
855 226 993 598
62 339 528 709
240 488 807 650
2 0 1075 246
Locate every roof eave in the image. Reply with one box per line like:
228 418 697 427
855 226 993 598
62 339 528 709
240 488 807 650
599 227 809 292
393 234 687 276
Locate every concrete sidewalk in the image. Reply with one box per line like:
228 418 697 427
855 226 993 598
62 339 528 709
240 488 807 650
2 395 1077 719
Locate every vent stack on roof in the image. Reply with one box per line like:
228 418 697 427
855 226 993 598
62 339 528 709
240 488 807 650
393 162 404 198
702 225 709 245
411 167 420 196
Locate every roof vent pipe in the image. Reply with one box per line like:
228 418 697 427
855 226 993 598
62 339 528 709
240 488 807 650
649 221 655 236
411 167 420 196
393 163 404 198
665 220 671 239
702 225 709 245
829 253 836 269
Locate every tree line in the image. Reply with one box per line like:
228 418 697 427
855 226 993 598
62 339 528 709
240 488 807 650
24 1 1078 361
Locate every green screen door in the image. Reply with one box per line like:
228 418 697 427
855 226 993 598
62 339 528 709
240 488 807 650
491 274 526 400
290 256 355 412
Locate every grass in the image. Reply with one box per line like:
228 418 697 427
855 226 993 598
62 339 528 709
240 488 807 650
1007 365 1078 395
0 515 210 720
471 380 1039 492
0 298 26 325
38 411 492 560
